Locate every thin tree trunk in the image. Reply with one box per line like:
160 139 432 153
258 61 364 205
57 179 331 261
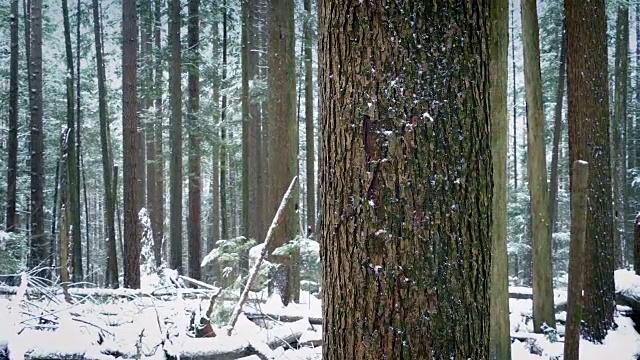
61 0 83 282
93 0 118 288
5 0 19 233
550 21 567 233
613 5 629 269
521 0 555 332
169 0 183 273
489 0 511 358
152 0 164 268
512 0 518 191
564 160 589 360
28 0 48 279
220 1 229 242
304 0 315 238
187 0 202 281
122 0 141 288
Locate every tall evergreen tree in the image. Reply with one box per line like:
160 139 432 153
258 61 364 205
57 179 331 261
6 0 19 233
613 4 629 269
320 1 491 358
169 0 183 273
122 0 142 288
187 0 202 281
61 0 82 282
28 0 48 278
566 0 615 342
266 0 299 305
92 0 118 287
490 0 511 358
521 0 555 332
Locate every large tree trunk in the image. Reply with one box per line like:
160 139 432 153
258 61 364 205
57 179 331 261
613 5 629 269
489 0 511 358
549 21 567 233
320 1 491 358
187 0 202 281
122 0 141 289
521 0 555 333
168 0 183 273
304 0 315 238
92 0 118 288
61 0 82 283
266 0 299 306
28 0 48 279
566 0 615 343
5 0 19 233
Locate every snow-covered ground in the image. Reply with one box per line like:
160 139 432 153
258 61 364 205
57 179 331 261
1 272 640 359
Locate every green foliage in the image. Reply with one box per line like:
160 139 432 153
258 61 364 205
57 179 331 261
0 231 26 274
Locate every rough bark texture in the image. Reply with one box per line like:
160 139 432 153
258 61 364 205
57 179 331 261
521 0 555 332
220 3 229 242
28 0 47 279
122 0 141 289
169 0 183 273
304 0 315 237
613 5 629 269
6 0 19 233
489 0 511 358
566 0 615 343
61 0 82 283
564 160 589 360
187 0 202 281
320 1 491 359
143 0 157 270
267 0 299 306
549 21 566 233
152 0 164 268
92 0 118 288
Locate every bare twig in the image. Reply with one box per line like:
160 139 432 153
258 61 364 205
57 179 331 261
226 176 299 336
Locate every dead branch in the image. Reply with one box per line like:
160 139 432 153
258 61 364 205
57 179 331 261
226 176 299 336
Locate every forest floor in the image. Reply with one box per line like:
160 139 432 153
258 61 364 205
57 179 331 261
1 271 639 360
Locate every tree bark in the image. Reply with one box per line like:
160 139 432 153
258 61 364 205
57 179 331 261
521 0 555 332
320 1 491 358
188 0 202 281
304 0 315 238
152 0 164 268
28 0 48 279
169 0 183 273
489 0 511 358
61 0 83 283
220 1 229 242
564 160 589 360
5 0 19 233
122 0 141 288
613 5 629 269
92 0 118 288
549 21 567 233
566 0 616 343
267 0 299 306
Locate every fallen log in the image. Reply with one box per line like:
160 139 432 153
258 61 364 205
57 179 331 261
0 285 266 303
243 312 322 325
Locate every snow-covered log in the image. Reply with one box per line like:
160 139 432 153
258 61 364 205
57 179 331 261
0 285 264 303
243 311 322 325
